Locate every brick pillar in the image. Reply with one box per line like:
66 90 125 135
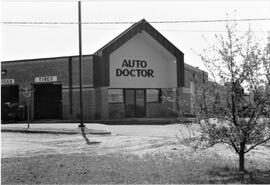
176 87 184 116
95 87 108 119
30 93 34 120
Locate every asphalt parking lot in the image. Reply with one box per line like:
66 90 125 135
1 123 190 158
2 123 270 168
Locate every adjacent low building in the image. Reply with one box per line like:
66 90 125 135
1 19 207 121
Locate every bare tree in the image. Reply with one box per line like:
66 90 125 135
194 21 270 172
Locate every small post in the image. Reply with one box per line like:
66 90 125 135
27 95 30 129
21 87 34 129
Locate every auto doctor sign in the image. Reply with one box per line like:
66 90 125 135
109 31 177 88
116 59 154 78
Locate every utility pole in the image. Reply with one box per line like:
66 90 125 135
78 1 85 127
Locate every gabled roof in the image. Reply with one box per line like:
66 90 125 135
94 19 183 57
93 19 185 87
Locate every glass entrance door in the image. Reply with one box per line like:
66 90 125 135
124 89 146 118
135 89 146 117
125 89 135 118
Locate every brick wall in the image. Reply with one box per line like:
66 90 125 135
109 103 125 119
95 87 109 119
183 65 208 114
1 55 95 120
184 66 206 87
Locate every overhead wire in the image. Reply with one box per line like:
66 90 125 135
2 18 270 25
3 24 269 33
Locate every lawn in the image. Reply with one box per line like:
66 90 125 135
2 152 270 184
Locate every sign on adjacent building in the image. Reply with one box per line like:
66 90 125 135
1 79 15 85
35 76 57 83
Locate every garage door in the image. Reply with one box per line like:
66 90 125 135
34 83 62 119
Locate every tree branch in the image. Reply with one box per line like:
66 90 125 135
244 136 270 153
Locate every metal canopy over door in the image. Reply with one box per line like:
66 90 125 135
34 83 62 119
124 89 146 118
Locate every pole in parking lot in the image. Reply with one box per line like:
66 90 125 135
27 95 30 128
21 87 35 129
78 1 85 128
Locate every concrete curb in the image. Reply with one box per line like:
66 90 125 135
1 127 111 135
4 118 176 125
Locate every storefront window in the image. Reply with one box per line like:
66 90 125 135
108 89 123 103
146 89 161 103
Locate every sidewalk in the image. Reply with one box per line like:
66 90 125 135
1 123 111 135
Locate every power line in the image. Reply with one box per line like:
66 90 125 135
2 18 270 25
4 24 269 32
4 24 269 33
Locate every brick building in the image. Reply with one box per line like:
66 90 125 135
1 19 207 121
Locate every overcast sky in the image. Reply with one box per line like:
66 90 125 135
1 0 270 70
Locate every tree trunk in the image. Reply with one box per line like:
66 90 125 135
239 152 245 172
239 143 245 172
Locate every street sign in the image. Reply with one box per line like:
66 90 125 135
1 79 15 85
35 76 57 83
